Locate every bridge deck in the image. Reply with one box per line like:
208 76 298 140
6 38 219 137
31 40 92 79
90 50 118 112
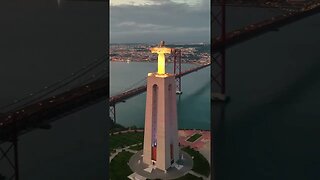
109 64 210 105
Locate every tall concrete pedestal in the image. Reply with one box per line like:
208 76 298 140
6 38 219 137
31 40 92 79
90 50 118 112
143 73 179 172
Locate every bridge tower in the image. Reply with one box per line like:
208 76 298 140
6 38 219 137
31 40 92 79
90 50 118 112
173 49 182 94
109 103 116 124
143 41 179 172
0 123 19 180
212 0 227 101
212 1 227 180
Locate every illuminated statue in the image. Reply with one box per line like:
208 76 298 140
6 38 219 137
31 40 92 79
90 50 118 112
150 41 172 75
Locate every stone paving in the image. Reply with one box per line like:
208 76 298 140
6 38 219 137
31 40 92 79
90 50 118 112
178 130 211 164
128 150 193 180
189 170 210 180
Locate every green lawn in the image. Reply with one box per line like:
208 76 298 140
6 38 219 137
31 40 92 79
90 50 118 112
109 132 144 151
175 173 203 180
182 147 210 177
109 151 134 180
129 144 143 151
186 133 202 142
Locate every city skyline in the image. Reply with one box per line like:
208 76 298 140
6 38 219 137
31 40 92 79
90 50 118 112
110 0 210 44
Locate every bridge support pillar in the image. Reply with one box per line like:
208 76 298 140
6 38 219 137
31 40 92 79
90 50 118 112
13 133 19 180
173 49 182 95
212 1 227 180
0 131 19 180
212 100 226 180
212 0 227 102
109 104 116 124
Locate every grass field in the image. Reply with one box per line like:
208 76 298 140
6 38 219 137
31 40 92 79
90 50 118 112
109 132 144 151
182 147 210 177
109 151 134 180
186 133 202 142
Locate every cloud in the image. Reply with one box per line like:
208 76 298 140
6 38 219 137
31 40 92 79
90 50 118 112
110 0 194 6
116 21 171 30
110 0 210 43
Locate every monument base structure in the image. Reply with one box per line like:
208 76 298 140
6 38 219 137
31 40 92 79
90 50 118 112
128 150 193 180
143 73 179 172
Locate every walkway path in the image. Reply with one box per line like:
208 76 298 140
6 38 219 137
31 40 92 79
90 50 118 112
189 170 210 180
109 143 141 162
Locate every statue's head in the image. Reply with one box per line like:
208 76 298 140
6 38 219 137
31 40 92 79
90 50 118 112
159 41 165 47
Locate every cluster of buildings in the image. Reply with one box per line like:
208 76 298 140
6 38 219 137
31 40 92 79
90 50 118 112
109 44 210 65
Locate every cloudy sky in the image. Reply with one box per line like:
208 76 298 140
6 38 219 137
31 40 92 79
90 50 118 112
110 0 210 44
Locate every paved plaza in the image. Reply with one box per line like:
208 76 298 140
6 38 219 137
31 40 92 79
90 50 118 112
178 130 211 165
128 150 193 180
110 130 211 179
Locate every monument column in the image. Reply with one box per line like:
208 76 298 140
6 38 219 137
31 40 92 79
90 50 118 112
143 41 179 172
